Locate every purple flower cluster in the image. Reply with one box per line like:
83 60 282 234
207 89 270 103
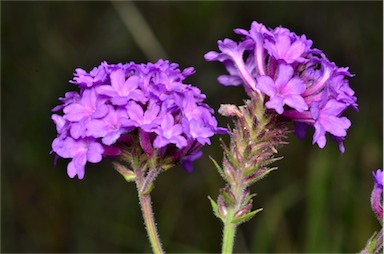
205 21 357 153
52 60 225 179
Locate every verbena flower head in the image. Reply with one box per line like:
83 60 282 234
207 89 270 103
205 21 357 153
52 60 226 179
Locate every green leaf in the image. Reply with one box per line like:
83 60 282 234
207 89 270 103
222 191 235 205
208 196 222 220
123 173 136 182
243 193 256 206
209 156 226 181
368 231 378 253
231 208 263 225
220 138 239 169
244 167 277 186
160 161 175 171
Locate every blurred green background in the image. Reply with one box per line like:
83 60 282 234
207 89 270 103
2 1 383 253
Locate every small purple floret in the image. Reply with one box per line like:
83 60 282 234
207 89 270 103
257 64 308 114
373 169 383 190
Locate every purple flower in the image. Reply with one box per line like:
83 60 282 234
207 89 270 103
206 20 357 153
51 92 80 112
205 39 257 93
52 60 226 179
96 69 147 105
126 101 161 132
264 32 309 64
63 88 108 122
154 114 187 149
310 99 351 149
181 150 203 173
256 64 308 114
70 64 108 88
373 169 383 190
86 106 133 145
51 114 67 135
52 137 104 179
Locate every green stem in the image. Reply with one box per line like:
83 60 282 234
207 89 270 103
221 183 242 254
138 192 164 254
222 211 237 254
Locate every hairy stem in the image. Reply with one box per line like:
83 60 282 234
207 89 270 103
221 182 243 254
215 95 287 253
134 165 164 254
222 211 236 254
373 229 383 254
138 191 164 254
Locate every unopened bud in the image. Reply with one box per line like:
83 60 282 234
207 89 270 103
234 203 252 219
221 186 236 204
139 129 154 157
219 104 243 117
113 162 136 182
240 188 250 204
218 195 228 217
223 157 236 183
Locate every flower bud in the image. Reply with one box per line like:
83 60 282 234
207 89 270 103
219 104 243 118
139 129 153 158
234 203 252 219
113 162 136 182
223 156 237 184
218 195 228 217
221 186 236 205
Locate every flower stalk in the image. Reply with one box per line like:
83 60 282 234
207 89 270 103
115 157 164 253
138 192 164 254
114 137 165 254
116 165 164 254
221 210 236 254
210 93 287 253
135 166 164 254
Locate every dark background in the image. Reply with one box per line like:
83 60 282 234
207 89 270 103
2 1 383 253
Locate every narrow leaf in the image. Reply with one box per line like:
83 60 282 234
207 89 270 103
244 167 277 187
220 138 239 169
209 156 226 181
208 196 222 221
222 191 235 205
243 193 257 206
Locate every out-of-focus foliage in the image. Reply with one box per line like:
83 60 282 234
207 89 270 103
2 1 382 252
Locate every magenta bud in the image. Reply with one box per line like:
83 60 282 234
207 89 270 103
218 195 228 217
223 157 236 183
139 129 153 157
234 203 252 219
